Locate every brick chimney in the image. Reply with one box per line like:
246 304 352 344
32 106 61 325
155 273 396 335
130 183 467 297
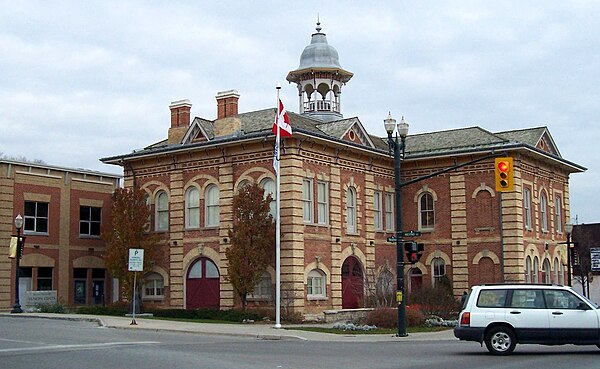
216 90 239 119
168 99 192 144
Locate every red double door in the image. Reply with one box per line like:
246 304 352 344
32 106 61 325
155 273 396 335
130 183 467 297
186 257 220 309
342 256 364 309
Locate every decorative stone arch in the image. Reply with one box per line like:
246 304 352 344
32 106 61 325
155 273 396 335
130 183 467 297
425 249 451 266
552 246 567 266
182 244 222 276
141 180 170 201
337 245 366 275
73 255 105 268
21 253 55 267
413 185 438 203
144 265 170 287
524 243 541 260
471 183 496 198
256 172 276 185
407 262 427 275
472 250 501 265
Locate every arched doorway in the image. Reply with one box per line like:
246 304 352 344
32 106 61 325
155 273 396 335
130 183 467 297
408 268 423 295
186 257 220 309
342 256 363 309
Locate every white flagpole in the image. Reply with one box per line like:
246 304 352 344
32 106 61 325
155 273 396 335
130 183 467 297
275 84 282 329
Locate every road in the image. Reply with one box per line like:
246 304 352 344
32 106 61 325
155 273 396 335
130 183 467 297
0 316 599 368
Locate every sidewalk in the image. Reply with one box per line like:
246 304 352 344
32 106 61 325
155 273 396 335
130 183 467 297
0 312 456 342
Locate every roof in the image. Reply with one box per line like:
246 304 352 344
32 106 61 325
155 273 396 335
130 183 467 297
0 158 121 179
100 107 585 173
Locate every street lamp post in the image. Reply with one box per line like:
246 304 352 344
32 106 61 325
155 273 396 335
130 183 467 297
12 214 24 313
565 222 573 286
384 113 409 337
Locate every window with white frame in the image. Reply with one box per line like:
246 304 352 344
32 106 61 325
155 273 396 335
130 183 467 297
143 272 164 299
317 181 328 225
553 258 560 284
205 185 220 227
347 187 357 233
533 256 539 283
555 196 562 233
540 192 548 232
432 257 446 285
374 191 382 231
185 187 200 229
24 201 49 234
525 255 532 283
248 271 272 300
260 178 276 218
524 188 532 230
385 193 394 231
418 192 435 230
542 258 551 283
155 191 169 232
302 179 314 223
79 206 101 237
143 193 151 232
307 269 326 298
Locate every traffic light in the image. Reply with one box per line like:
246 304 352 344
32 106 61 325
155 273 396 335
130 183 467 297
404 242 424 264
495 157 514 192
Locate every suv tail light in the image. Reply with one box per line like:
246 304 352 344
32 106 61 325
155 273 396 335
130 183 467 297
460 312 471 326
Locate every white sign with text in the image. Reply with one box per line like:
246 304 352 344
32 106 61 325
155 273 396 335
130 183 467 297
128 248 144 272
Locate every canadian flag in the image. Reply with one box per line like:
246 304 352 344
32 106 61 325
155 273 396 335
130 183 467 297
272 99 292 137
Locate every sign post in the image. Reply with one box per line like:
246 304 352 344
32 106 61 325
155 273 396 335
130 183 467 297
128 249 144 325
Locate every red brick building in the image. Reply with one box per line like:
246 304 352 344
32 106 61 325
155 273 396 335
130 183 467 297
101 24 585 315
1 159 121 310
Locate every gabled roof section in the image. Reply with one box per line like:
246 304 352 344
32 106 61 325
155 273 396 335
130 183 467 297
182 117 214 144
316 117 376 148
496 127 560 157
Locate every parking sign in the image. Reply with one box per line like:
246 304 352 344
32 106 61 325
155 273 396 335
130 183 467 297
128 249 144 272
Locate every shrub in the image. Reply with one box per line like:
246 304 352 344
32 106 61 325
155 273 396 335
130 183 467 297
37 303 67 314
407 276 461 320
75 302 129 316
364 306 425 328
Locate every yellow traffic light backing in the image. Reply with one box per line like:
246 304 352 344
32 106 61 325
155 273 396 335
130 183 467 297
495 157 514 192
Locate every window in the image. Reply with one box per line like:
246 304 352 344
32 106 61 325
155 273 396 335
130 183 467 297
509 289 544 309
307 269 326 298
553 258 560 284
418 193 435 230
205 185 220 227
248 272 272 300
347 187 357 233
540 193 548 232
143 273 164 299
155 191 169 232
79 206 101 237
376 268 394 297
260 178 276 218
317 181 328 225
37 267 53 291
385 193 394 231
524 188 532 230
555 196 562 233
542 259 551 284
24 201 49 234
302 179 314 223
533 256 539 283
525 256 532 283
143 194 151 232
432 257 446 285
185 187 200 229
374 191 382 231
477 289 507 308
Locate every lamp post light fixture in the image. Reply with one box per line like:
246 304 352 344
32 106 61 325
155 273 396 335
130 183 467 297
12 214 24 313
384 112 409 337
565 222 573 287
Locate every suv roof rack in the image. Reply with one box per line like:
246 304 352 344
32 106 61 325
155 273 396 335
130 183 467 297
479 283 565 286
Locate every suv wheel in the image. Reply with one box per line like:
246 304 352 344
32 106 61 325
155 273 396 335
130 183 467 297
485 326 516 355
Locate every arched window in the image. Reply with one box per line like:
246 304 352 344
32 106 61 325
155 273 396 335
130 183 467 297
555 196 562 233
347 187 357 233
185 187 200 229
373 191 382 231
419 192 435 230
523 188 532 230
542 259 551 284
205 185 219 227
540 192 548 232
248 271 272 300
376 268 394 297
143 272 164 299
525 255 532 283
307 269 326 298
155 191 169 232
237 180 250 191
533 256 540 283
432 257 446 286
260 178 276 218
553 258 560 284
143 193 151 232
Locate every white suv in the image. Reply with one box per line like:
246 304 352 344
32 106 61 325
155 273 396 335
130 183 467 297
454 284 600 355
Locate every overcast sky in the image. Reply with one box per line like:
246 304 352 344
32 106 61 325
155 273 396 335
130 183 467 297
1 1 599 223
